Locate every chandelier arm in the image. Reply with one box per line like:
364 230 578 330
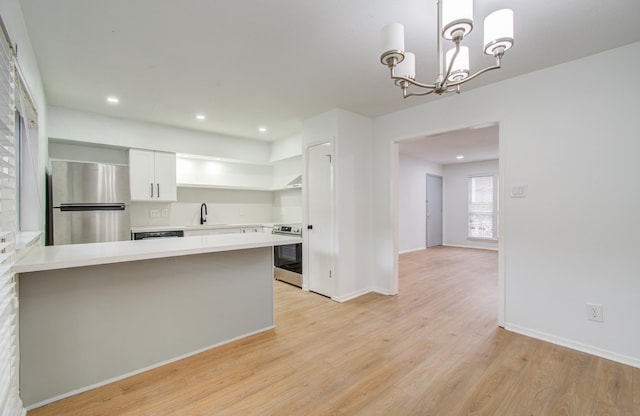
442 42 460 85
404 89 436 98
390 67 436 89
392 74 437 90
447 59 502 88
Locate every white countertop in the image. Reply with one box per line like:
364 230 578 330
16 231 43 249
15 231 43 261
15 233 301 274
130 223 275 233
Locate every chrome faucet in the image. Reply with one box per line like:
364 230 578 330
200 202 208 224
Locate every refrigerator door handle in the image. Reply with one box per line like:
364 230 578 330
59 203 126 212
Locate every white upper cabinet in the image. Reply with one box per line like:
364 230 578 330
129 149 177 201
152 152 177 200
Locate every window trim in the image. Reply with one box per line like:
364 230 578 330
467 173 499 241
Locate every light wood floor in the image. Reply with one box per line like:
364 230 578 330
28 247 639 415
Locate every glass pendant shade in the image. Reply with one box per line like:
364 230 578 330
395 52 416 79
445 46 469 81
442 0 474 39
381 23 405 54
483 9 514 55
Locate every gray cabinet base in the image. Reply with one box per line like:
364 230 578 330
19 247 274 408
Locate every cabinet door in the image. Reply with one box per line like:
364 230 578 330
129 149 155 201
154 152 177 201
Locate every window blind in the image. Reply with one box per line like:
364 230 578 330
0 16 25 416
468 175 497 239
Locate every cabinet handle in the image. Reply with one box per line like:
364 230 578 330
150 183 154 198
157 183 160 198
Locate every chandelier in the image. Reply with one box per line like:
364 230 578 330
380 0 514 98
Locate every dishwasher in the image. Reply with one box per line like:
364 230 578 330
131 230 184 240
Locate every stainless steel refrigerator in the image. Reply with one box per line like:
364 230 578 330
49 161 131 245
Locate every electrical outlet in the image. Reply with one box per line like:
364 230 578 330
586 303 603 322
239 208 245 216
161 209 169 217
149 209 160 218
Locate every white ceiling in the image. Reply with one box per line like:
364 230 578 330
399 123 498 165
19 0 640 142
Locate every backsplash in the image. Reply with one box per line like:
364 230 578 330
130 187 301 228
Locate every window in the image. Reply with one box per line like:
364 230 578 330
468 175 498 240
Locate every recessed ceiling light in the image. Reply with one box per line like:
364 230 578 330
196 114 206 120
456 155 465 160
258 126 267 133
106 96 119 104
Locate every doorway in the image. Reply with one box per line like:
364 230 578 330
394 122 503 324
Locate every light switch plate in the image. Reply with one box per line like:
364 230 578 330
510 185 526 198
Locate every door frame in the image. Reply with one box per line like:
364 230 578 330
425 173 443 248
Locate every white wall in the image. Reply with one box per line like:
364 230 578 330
443 160 498 250
271 154 303 223
272 189 302 223
49 140 128 165
272 156 301 189
334 110 373 301
47 106 271 164
302 109 374 301
130 187 304 228
270 134 302 162
130 187 275 228
176 158 274 189
372 42 640 367
397 154 443 253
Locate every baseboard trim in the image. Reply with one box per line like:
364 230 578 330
332 288 374 303
398 247 427 254
443 244 498 251
331 286 395 302
370 287 392 296
25 325 276 410
505 323 640 369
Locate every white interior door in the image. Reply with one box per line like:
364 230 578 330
426 174 443 247
306 142 334 297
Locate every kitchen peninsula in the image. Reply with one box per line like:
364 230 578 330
15 232 301 408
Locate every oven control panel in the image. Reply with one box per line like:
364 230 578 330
273 224 302 236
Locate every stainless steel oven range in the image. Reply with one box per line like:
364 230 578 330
272 223 302 288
